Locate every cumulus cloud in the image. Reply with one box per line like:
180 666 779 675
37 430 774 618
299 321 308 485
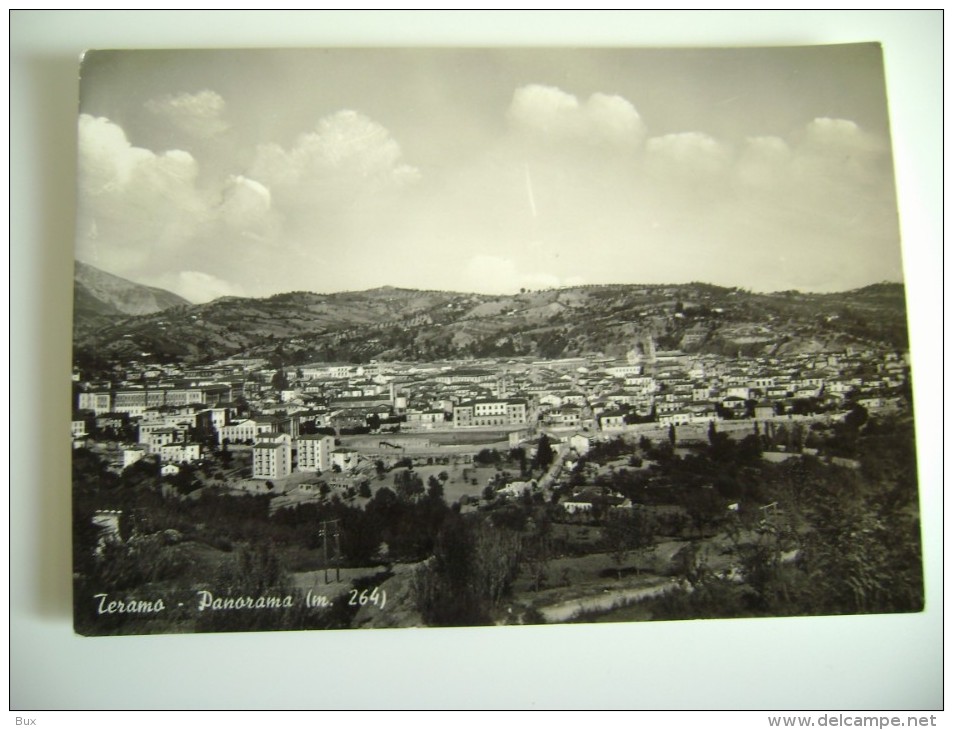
802 117 883 154
508 84 645 149
79 114 156 192
508 85 579 133
249 110 419 213
144 90 230 139
77 107 427 298
793 117 887 185
585 93 647 147
73 70 901 300
645 132 732 180
217 174 275 232
78 115 201 199
76 114 208 274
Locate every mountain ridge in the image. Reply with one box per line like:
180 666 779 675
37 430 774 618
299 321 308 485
72 273 909 374
74 261 191 329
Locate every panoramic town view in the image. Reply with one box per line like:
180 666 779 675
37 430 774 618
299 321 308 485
71 46 922 635
71 272 922 634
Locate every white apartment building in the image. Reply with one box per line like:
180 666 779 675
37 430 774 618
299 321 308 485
253 442 291 480
297 434 335 473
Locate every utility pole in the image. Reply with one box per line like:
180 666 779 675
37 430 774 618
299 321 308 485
319 522 329 584
319 519 342 584
333 520 341 583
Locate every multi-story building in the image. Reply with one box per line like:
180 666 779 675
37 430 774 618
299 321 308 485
78 384 233 417
220 417 294 444
453 398 528 428
157 442 202 464
252 442 291 480
219 418 258 444
404 409 447 428
297 434 335 473
77 391 113 415
605 364 643 378
196 408 229 438
140 425 190 453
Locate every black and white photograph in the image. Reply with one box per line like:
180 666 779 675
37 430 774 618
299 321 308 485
69 43 924 638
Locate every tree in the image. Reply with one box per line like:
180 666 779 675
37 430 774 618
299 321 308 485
415 514 490 627
793 455 922 615
844 402 869 432
683 487 722 539
790 423 805 452
670 542 710 587
427 475 445 502
708 420 717 445
668 424 677 446
474 449 501 466
271 368 289 392
394 469 424 501
470 522 523 608
602 509 656 579
120 457 159 487
509 448 528 477
220 439 232 467
202 428 220 450
535 434 554 472
170 463 201 495
234 395 250 417
523 518 553 592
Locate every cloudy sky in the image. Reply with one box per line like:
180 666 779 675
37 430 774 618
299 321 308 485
75 45 904 303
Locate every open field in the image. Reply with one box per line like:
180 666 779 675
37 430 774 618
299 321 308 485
371 463 504 505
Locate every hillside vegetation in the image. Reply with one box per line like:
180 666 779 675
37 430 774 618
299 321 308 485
73 278 910 368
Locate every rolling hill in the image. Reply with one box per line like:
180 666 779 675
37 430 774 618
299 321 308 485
72 276 910 371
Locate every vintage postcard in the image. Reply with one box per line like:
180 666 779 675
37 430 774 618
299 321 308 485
71 45 922 636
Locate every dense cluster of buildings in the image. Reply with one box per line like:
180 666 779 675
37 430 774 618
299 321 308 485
72 343 910 482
